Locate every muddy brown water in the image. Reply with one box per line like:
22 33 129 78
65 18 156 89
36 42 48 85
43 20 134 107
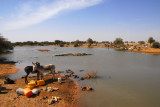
1 46 160 107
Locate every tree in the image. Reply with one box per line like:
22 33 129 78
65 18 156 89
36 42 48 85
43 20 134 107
87 38 93 44
152 42 160 48
74 40 80 47
59 42 64 47
138 41 145 44
0 34 13 53
87 38 93 47
148 37 155 44
54 40 61 45
113 38 124 46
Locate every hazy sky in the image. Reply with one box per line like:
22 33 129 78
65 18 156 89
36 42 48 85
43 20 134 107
0 0 160 42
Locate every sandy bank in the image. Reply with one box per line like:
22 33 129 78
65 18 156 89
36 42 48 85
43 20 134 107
0 64 18 76
0 63 80 107
131 48 160 55
0 74 80 107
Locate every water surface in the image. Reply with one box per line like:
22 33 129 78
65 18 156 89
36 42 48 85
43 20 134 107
1 46 160 107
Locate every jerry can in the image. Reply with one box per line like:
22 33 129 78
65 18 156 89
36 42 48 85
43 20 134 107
25 85 34 90
37 80 45 86
23 88 33 97
28 82 36 87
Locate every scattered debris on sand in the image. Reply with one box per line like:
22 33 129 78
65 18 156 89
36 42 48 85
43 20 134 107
0 74 79 107
0 64 98 107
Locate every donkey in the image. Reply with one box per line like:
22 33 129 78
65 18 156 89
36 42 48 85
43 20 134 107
24 66 39 84
32 62 55 80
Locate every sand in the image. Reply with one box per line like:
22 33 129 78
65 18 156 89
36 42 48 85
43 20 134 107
0 64 80 107
131 48 160 55
0 64 18 76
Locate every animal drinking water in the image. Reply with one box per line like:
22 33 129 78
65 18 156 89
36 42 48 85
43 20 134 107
32 62 55 80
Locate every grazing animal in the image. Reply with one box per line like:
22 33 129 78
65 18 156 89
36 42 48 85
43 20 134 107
24 66 39 84
32 62 55 80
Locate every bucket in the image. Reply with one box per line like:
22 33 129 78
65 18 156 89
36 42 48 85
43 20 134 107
37 80 45 86
58 77 61 83
23 88 33 97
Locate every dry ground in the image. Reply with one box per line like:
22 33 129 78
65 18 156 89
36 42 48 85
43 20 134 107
0 64 80 107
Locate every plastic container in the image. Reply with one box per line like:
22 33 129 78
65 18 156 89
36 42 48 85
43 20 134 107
32 89 39 94
25 85 34 90
23 88 33 97
16 88 24 95
28 82 36 87
37 80 45 86
58 77 61 83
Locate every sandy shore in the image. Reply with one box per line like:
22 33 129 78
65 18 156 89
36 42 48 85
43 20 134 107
0 64 80 107
131 48 160 55
0 64 18 76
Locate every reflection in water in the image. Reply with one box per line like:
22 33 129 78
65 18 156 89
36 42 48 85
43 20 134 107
1 46 160 107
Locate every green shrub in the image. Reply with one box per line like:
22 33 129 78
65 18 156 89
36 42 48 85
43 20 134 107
148 37 155 44
59 43 64 47
138 41 145 44
152 42 160 48
74 43 79 47
113 38 124 46
0 35 13 53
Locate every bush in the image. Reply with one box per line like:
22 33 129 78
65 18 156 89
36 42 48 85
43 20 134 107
138 41 145 44
74 40 79 47
59 43 64 47
113 38 124 46
87 38 93 47
74 43 78 47
148 37 155 44
88 43 91 47
0 35 13 53
152 42 160 48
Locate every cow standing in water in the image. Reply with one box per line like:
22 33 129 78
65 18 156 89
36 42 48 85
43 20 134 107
32 62 55 80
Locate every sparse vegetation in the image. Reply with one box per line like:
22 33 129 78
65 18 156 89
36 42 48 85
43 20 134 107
0 34 13 53
10 36 160 54
113 38 124 46
138 41 145 44
152 42 160 48
87 38 93 47
59 42 64 47
74 40 80 47
148 37 155 45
